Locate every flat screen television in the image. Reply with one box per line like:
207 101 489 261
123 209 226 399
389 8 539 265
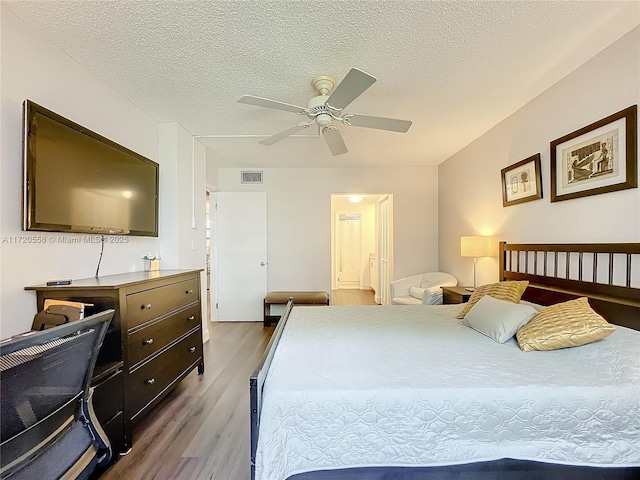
23 100 159 236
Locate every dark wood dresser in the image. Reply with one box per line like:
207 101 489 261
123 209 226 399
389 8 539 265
26 269 204 455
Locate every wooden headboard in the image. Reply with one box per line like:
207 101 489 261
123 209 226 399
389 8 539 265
499 242 640 331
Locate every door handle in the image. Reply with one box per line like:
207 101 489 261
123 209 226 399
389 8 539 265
260 262 266 266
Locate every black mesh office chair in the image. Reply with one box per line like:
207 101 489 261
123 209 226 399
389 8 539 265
0 309 114 480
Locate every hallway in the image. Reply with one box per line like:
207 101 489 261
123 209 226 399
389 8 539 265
331 289 378 306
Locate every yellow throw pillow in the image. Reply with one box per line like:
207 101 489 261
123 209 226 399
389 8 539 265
456 281 529 319
516 297 615 352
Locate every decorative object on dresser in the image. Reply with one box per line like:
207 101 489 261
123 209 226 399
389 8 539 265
441 285 473 304
460 235 498 289
25 269 204 456
142 252 162 272
500 153 542 207
550 104 637 202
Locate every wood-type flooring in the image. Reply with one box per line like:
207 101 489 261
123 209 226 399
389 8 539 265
99 289 377 479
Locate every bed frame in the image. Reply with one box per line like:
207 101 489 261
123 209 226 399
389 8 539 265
250 298 294 480
250 242 640 480
500 242 640 331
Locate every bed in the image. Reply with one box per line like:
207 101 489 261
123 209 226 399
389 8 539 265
250 242 640 480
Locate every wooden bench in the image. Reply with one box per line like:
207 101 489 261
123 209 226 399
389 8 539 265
263 291 329 327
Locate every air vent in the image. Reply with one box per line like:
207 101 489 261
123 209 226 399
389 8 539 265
241 171 263 184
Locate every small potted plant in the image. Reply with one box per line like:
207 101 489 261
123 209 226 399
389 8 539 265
142 252 161 272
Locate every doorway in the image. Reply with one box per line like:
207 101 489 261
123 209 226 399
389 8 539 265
330 194 393 305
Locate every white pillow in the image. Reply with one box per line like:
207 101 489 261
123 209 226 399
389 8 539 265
462 295 538 343
409 286 425 299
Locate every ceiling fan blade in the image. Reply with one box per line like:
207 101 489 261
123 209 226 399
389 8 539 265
343 114 412 133
325 68 376 111
322 126 348 156
259 123 311 146
238 95 307 114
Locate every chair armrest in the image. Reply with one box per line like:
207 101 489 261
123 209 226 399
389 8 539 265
390 274 423 298
422 286 444 305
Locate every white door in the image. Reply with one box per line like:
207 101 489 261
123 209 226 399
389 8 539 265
216 192 267 321
337 213 362 289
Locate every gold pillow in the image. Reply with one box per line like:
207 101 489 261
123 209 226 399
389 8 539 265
516 297 615 352
456 281 529 319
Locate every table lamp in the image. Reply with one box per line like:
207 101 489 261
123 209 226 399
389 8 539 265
461 236 496 290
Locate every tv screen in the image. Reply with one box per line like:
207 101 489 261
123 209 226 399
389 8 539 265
23 100 159 236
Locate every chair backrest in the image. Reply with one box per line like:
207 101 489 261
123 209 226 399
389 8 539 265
0 309 114 479
420 272 458 289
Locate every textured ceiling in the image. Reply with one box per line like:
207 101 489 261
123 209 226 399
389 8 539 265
4 0 639 168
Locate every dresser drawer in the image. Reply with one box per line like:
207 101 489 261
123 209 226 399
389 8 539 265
91 369 123 424
127 304 201 368
125 278 198 329
127 328 202 419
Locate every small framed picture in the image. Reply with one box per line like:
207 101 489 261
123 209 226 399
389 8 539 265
550 105 637 202
501 153 542 207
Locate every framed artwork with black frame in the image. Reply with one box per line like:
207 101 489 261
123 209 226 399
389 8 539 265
550 105 637 202
501 153 542 207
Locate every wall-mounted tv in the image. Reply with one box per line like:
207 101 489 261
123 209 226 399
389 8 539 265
23 100 159 236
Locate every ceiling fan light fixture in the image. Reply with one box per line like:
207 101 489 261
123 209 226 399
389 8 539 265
316 113 332 127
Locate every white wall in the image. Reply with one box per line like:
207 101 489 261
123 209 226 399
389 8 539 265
438 27 640 287
217 167 438 295
0 8 206 337
159 123 209 340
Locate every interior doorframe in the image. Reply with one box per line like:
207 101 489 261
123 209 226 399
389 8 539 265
206 184 218 322
376 194 394 305
330 194 393 298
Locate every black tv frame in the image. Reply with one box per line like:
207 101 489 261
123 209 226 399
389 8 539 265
22 100 159 236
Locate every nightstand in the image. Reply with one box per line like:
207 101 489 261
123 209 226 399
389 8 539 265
442 286 473 304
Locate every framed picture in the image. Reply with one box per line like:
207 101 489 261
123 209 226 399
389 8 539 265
501 153 542 207
550 105 637 202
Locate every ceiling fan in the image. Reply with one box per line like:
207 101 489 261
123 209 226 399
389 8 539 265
238 68 412 156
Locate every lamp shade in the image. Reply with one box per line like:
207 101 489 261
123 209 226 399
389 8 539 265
461 236 496 257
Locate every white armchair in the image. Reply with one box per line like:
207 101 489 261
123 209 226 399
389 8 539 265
390 272 458 305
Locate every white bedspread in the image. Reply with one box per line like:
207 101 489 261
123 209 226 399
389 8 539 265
255 305 640 480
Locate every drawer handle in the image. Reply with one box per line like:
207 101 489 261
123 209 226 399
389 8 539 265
189 346 196 354
186 289 194 295
187 315 195 321
141 304 152 310
143 338 154 345
145 378 155 385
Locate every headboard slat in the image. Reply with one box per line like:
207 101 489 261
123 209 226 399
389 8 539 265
609 253 614 285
